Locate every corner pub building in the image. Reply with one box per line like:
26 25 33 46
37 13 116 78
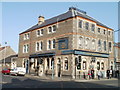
18 7 114 79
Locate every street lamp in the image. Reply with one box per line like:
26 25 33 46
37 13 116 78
114 29 120 71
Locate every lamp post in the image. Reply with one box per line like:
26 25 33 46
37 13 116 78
114 29 120 71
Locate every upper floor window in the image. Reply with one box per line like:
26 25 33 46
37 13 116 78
53 25 56 32
108 31 111 35
48 25 57 34
109 42 112 51
85 38 89 49
98 39 101 51
23 44 29 53
103 29 106 34
79 20 83 28
48 40 51 50
98 28 100 33
52 39 56 49
24 33 29 40
104 41 107 51
48 27 52 33
91 24 95 32
37 29 44 37
92 39 95 50
36 41 43 51
85 22 89 30
79 37 83 48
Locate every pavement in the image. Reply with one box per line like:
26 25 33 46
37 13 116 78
25 74 119 82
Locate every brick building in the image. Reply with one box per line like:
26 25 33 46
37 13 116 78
18 7 114 79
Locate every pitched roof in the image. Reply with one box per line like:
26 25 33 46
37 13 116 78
20 7 113 35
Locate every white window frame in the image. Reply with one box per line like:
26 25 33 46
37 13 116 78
63 57 69 71
23 44 29 53
36 41 43 51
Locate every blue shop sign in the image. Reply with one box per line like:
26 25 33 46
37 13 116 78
74 50 109 58
58 38 68 50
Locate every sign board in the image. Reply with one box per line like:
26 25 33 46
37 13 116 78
58 38 68 50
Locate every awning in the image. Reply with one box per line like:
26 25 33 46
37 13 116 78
29 52 55 58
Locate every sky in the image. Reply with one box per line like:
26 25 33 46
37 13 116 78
1 2 118 53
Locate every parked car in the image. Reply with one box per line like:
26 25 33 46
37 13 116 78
2 68 11 75
10 67 26 76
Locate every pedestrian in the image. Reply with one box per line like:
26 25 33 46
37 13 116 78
88 70 91 79
106 69 110 79
83 72 86 79
97 70 101 80
110 69 112 79
91 68 94 79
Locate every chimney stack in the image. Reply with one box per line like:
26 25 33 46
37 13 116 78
38 16 45 25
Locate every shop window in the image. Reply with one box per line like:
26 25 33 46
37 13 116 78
77 56 82 70
97 62 100 70
64 58 68 70
101 62 104 70
47 58 49 69
83 61 86 70
51 58 54 69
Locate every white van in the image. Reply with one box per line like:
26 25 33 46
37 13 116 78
10 67 26 76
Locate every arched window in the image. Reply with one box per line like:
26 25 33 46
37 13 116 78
98 39 101 51
79 37 83 48
104 41 107 51
79 20 82 28
85 38 89 49
97 62 100 70
51 58 54 69
83 61 86 70
101 62 104 70
109 42 112 51
64 58 68 70
92 39 95 50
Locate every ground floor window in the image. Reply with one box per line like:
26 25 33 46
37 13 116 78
97 62 100 70
47 58 49 69
51 58 54 69
101 62 104 70
64 58 68 70
83 61 86 70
